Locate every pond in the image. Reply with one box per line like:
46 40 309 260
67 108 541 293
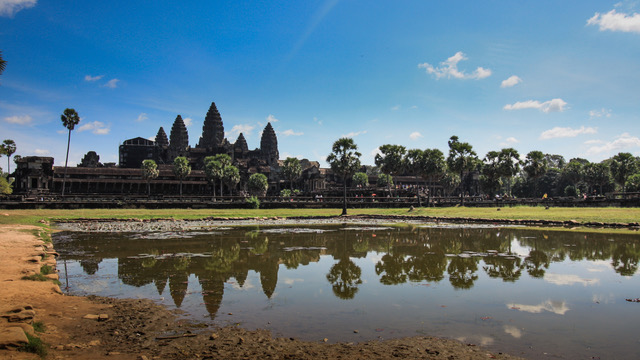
53 224 640 359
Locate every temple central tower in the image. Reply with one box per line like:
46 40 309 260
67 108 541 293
197 102 225 149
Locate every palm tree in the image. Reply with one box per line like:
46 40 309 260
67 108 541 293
326 138 361 216
523 150 548 197
222 165 240 196
282 157 302 191
60 108 80 196
141 159 159 197
248 173 269 196
421 148 447 205
447 136 477 204
204 156 223 198
172 156 191 198
610 152 638 192
211 154 231 195
375 144 406 197
403 149 424 206
0 139 16 174
498 148 520 196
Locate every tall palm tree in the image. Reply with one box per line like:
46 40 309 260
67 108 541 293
0 139 16 174
403 149 424 206
447 136 477 204
60 108 80 196
172 156 191 198
282 157 302 191
326 138 361 216
498 147 520 196
421 148 447 205
141 159 159 197
375 144 406 197
523 150 548 197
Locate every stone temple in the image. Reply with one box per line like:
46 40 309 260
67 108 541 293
119 101 279 171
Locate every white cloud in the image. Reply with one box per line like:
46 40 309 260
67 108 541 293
370 147 381 158
266 114 279 123
504 325 523 339
508 300 570 315
587 132 640 155
77 121 110 135
499 137 519 146
539 126 597 140
226 124 255 139
3 114 32 124
280 129 304 136
342 130 367 137
418 52 492 80
504 98 567 113
589 108 612 119
136 113 148 122
34 149 49 155
587 9 640 33
182 117 193 127
0 0 36 17
313 117 323 125
409 131 423 140
103 78 119 89
584 139 604 145
391 105 401 111
544 273 599 286
501 75 522 88
84 75 104 82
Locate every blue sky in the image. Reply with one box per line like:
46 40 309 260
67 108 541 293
1 0 639 168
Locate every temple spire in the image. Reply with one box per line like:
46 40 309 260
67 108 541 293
155 127 169 148
169 115 189 159
197 102 225 149
260 122 279 165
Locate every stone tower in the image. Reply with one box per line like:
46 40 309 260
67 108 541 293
260 122 279 166
155 127 169 148
197 102 225 149
169 115 189 160
234 133 249 153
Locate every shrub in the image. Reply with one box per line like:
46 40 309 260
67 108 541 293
19 333 47 358
246 196 260 209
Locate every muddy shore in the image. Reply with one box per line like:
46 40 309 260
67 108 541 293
0 220 525 359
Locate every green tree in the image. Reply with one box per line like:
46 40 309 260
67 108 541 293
172 156 191 198
375 144 406 197
282 157 302 191
248 173 268 196
222 165 240 195
60 108 80 196
447 136 477 202
498 148 520 196
421 148 447 205
523 150 548 197
141 159 159 197
326 138 361 216
376 173 393 187
352 172 369 187
212 154 232 195
0 140 16 174
0 176 11 195
404 149 424 206
610 152 638 192
562 159 585 191
626 173 640 192
481 151 503 197
584 162 610 195
204 156 223 198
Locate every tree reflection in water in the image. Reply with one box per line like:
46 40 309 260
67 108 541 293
54 226 640 319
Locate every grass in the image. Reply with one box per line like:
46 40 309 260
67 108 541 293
0 206 638 234
32 321 46 333
21 264 60 285
19 333 47 358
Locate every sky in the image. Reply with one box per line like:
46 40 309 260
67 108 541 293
1 0 640 169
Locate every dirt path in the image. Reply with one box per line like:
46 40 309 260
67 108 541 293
0 224 524 359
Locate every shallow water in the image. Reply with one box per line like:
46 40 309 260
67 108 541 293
53 224 640 359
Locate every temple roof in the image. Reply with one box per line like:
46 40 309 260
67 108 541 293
197 102 225 149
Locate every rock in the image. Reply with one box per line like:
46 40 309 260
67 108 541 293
83 314 100 320
89 340 101 346
25 256 41 263
45 273 59 281
52 285 63 295
98 314 109 321
10 323 35 335
209 333 219 340
139 356 150 360
2 309 36 323
0 327 28 349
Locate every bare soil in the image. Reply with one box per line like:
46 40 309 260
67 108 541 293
0 224 524 359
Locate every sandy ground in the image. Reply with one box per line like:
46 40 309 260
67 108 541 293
0 224 524 359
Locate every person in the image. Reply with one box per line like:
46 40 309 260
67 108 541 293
542 193 548 199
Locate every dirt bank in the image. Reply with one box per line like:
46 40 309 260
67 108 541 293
0 224 523 359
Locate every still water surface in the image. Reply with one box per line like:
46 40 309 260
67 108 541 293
53 224 640 359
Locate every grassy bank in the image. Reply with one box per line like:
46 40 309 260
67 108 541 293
0 206 638 230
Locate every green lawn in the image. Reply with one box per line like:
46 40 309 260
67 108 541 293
1 206 638 228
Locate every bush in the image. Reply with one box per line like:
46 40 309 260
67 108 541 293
564 185 579 197
280 189 292 197
246 196 260 209
19 333 47 358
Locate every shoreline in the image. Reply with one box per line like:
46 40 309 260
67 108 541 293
0 220 526 359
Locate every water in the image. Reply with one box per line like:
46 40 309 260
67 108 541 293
53 224 640 359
